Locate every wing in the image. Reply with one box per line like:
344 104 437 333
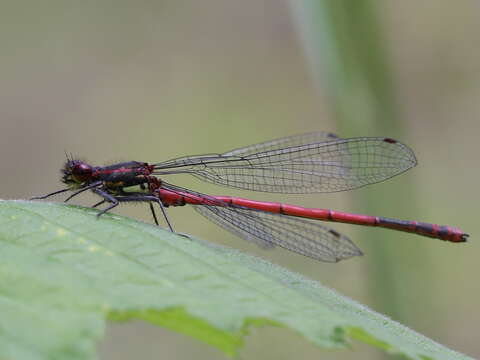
223 131 340 156
192 203 363 263
154 132 417 194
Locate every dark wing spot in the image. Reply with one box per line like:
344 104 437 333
328 229 341 238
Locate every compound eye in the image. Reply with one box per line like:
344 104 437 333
71 162 93 183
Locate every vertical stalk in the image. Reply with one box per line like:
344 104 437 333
290 0 429 328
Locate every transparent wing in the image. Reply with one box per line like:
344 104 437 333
154 132 417 194
224 131 340 156
160 183 362 262
193 203 363 262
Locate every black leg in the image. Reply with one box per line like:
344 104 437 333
149 202 159 226
101 193 175 232
64 181 103 203
92 200 106 208
97 202 119 216
155 198 174 232
30 188 70 200
92 188 120 217
105 194 159 203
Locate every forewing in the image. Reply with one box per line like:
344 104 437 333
154 133 416 194
223 131 339 156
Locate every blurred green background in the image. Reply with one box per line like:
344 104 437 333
0 1 478 359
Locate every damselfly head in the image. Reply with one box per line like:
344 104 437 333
61 160 93 189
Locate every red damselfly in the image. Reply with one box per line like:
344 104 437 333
32 132 468 262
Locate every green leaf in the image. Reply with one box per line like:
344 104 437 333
0 200 472 360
